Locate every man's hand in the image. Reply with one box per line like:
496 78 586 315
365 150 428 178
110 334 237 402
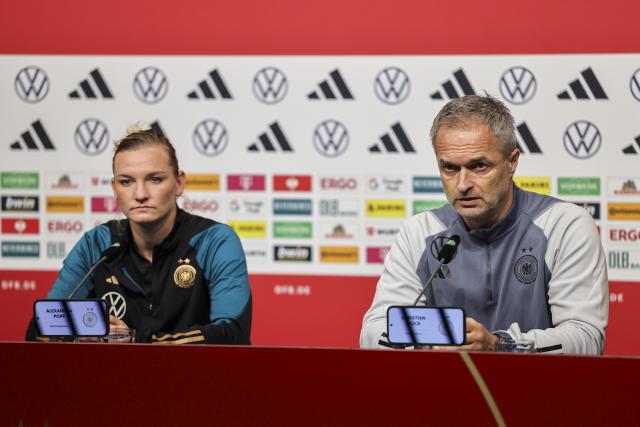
109 315 129 330
432 317 499 352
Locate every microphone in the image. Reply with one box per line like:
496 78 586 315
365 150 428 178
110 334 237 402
436 235 459 264
413 235 460 305
67 243 124 299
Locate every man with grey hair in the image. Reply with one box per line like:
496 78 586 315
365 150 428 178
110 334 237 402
360 94 608 354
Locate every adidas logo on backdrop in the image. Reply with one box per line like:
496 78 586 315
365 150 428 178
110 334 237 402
622 135 640 155
557 67 608 100
187 69 233 100
69 68 114 99
516 122 542 154
247 122 293 152
430 68 476 100
369 122 415 153
10 120 55 151
307 69 354 100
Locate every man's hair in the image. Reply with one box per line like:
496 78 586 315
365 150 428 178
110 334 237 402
112 126 180 177
429 94 517 157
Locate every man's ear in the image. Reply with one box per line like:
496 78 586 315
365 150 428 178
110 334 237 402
509 148 520 176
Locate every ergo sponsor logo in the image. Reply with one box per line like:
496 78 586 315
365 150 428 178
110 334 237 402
609 226 640 243
47 220 84 234
318 176 358 192
181 198 219 213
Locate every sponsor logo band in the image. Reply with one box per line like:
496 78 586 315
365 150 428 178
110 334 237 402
2 241 40 257
365 200 406 217
608 203 640 220
274 245 312 262
1 196 39 212
557 177 600 196
229 221 267 238
273 199 313 216
1 172 39 189
273 221 312 239
412 177 444 193
514 177 551 195
320 246 359 263
185 174 220 191
46 196 84 213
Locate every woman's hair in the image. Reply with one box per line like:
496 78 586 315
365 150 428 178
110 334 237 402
112 125 180 176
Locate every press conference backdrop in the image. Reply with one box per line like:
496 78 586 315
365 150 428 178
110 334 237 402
1 1 639 354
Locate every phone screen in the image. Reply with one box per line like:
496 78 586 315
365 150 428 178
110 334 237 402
387 306 465 345
34 299 109 337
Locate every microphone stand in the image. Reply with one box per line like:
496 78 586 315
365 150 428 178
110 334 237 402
67 255 108 299
411 258 457 346
413 257 446 305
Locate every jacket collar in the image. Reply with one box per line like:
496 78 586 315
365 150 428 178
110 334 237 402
455 185 522 243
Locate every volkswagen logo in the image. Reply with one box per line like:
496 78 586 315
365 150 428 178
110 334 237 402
499 66 537 105
630 68 640 102
15 65 49 103
75 118 110 156
252 67 288 104
313 120 349 158
563 120 601 159
374 67 410 105
193 119 228 157
133 66 168 103
102 291 126 319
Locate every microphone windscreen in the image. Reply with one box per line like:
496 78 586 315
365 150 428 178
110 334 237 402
102 243 124 262
438 235 460 264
